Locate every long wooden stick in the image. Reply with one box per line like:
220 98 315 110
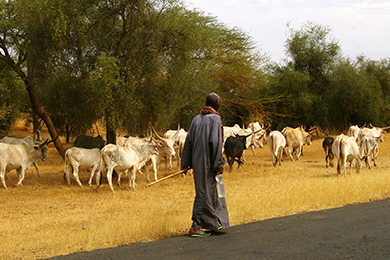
145 169 187 188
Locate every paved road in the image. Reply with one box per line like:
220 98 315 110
51 199 390 260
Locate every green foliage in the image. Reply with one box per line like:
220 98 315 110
267 65 312 129
1 0 390 137
0 67 27 135
327 59 382 130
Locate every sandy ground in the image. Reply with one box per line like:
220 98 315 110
50 199 390 260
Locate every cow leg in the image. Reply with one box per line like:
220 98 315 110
96 167 103 187
14 167 25 187
242 150 246 162
278 148 283 166
33 162 42 177
0 167 7 189
129 167 137 191
372 148 378 167
296 145 303 160
176 148 181 171
168 156 172 170
365 156 371 169
236 153 244 168
337 159 341 174
152 157 158 181
287 146 294 161
325 153 329 168
225 155 232 172
329 154 334 167
271 153 277 167
251 145 257 157
227 156 234 172
106 167 115 193
117 171 123 187
64 159 72 186
72 165 83 188
343 157 347 174
88 165 98 186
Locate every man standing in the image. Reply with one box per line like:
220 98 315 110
181 93 230 237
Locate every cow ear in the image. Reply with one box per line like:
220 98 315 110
33 145 40 150
173 143 178 148
158 141 164 147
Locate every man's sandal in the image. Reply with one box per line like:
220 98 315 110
190 231 210 237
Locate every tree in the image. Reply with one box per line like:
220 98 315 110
327 59 382 130
0 0 67 157
285 22 341 128
0 66 27 135
356 56 390 125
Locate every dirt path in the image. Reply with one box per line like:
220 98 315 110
50 199 390 260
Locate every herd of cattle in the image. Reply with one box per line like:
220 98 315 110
0 122 389 192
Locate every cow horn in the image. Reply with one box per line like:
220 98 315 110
245 133 253 138
47 135 59 144
381 126 390 131
40 135 59 147
253 129 262 135
39 139 49 147
36 129 43 141
309 128 318 135
172 124 180 140
150 125 165 141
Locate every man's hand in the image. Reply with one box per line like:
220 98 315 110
181 166 189 175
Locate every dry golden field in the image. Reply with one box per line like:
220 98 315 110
2 122 390 260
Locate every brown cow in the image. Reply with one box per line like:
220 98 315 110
281 126 317 161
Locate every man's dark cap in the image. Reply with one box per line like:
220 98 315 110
206 93 221 110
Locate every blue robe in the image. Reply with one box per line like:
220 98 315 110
181 113 229 231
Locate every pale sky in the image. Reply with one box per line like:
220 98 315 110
185 0 390 63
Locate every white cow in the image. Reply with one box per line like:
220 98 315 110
164 128 188 171
64 147 101 187
247 122 267 153
0 136 57 189
359 135 380 169
347 125 361 142
150 126 178 170
116 136 128 146
268 131 286 167
239 122 267 159
358 125 389 143
332 134 362 174
100 139 159 192
164 126 187 170
358 125 390 160
122 136 158 183
223 124 242 143
0 135 43 177
281 126 317 161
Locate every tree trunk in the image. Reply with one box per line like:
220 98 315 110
106 124 116 145
18 70 66 159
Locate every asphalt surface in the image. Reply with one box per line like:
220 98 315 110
50 199 390 260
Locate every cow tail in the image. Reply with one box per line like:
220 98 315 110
99 151 106 186
339 139 344 160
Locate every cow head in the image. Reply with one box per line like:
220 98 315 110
150 126 177 158
34 135 59 161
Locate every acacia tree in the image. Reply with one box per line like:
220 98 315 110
0 0 69 157
284 22 341 128
327 59 382 130
0 66 26 135
1 0 268 154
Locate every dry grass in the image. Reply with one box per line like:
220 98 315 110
2 123 390 259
